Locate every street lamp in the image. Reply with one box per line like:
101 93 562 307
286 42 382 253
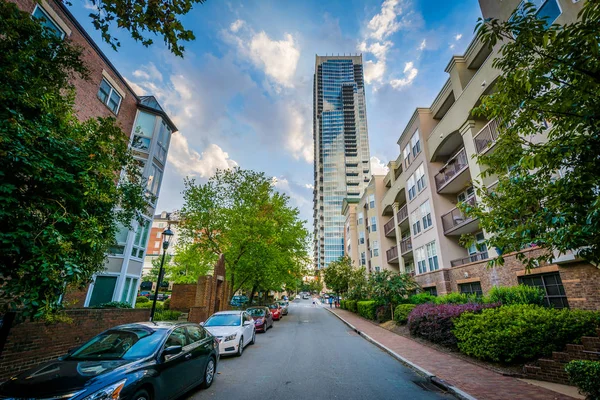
150 226 174 322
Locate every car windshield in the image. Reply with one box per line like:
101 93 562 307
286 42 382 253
278 302 286 306
69 328 164 360
205 314 241 327
248 308 266 317
268 304 278 309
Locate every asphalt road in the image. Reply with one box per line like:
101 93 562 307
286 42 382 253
187 298 454 400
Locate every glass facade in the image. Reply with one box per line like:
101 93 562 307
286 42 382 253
313 56 371 269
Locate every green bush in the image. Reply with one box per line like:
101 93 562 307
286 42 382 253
340 300 347 310
154 310 182 321
435 293 476 304
90 301 132 309
453 305 600 363
163 298 171 310
394 304 416 324
136 296 150 304
346 300 358 313
135 301 164 311
485 285 545 306
409 293 437 305
565 360 600 400
357 301 377 320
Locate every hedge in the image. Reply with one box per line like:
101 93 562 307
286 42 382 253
565 360 600 400
408 302 498 346
453 305 600 363
154 310 183 321
346 300 358 313
163 298 171 310
485 285 545 306
90 301 132 309
357 301 377 320
135 301 164 311
435 293 479 305
136 296 150 304
394 304 416 324
340 300 347 310
409 293 437 305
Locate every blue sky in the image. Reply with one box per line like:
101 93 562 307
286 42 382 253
69 0 482 230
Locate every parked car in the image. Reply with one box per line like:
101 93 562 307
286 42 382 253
202 311 256 356
0 322 219 400
268 303 282 320
302 294 309 300
139 291 152 298
229 295 249 307
148 293 169 301
277 301 289 315
246 306 273 332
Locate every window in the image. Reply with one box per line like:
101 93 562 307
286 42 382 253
468 232 488 256
513 0 561 28
131 111 157 153
120 277 138 304
358 212 364 225
457 186 475 203
147 164 163 198
411 131 421 157
407 174 416 200
416 164 426 192
416 246 427 274
156 231 162 239
131 219 150 259
97 78 122 114
368 194 375 209
32 5 65 39
403 145 411 168
519 272 568 308
459 282 483 296
360 252 366 266
373 240 379 257
424 286 438 296
166 327 189 349
187 326 207 342
88 276 117 307
109 223 129 256
359 231 365 245
370 216 377 232
375 266 380 273
426 241 439 271
155 120 171 164
411 210 421 235
420 200 432 230
154 241 160 249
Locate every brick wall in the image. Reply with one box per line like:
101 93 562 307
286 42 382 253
0 308 150 381
170 284 198 311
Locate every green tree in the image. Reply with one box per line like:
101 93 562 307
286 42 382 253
167 241 213 284
464 2 600 269
84 0 207 57
0 2 147 320
366 270 418 319
323 256 358 296
179 168 309 299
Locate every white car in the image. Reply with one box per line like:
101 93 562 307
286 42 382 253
202 311 256 356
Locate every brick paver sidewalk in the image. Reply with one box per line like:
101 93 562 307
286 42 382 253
327 307 574 400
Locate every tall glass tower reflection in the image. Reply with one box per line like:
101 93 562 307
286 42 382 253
313 55 371 270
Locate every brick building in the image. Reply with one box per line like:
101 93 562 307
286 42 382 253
343 0 600 309
12 0 177 307
142 211 181 290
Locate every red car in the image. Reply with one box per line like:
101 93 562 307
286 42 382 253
247 306 273 332
268 303 282 320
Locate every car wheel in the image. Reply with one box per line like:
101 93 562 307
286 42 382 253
236 337 244 357
200 357 216 389
132 389 151 400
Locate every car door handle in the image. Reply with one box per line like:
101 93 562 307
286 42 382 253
185 353 192 359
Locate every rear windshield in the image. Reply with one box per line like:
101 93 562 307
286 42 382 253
268 304 278 309
247 308 266 317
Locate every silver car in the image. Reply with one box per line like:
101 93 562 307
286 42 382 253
277 301 289 315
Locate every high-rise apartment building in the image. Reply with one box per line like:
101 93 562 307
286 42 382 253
313 55 371 270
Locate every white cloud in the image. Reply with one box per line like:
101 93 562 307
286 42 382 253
271 176 312 212
168 133 238 178
418 39 426 51
449 43 456 50
285 105 313 163
304 183 314 190
83 1 99 11
133 63 163 82
370 156 389 175
124 77 147 96
230 19 244 33
367 0 405 41
455 33 463 41
390 61 418 89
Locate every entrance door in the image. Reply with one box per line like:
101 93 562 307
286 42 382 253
88 276 117 306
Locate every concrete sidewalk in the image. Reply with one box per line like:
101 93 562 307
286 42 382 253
325 306 576 400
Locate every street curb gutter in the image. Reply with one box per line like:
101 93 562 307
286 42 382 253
323 307 478 400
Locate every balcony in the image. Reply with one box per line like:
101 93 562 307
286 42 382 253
441 197 479 236
397 203 409 229
473 118 499 154
434 147 470 194
384 217 396 237
386 246 399 264
451 251 489 267
400 237 412 256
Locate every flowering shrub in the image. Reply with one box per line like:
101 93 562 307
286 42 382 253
408 302 499 346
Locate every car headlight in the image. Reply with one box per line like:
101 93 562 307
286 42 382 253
82 380 126 400
224 333 237 342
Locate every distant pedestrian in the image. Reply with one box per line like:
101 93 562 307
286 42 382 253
328 296 333 308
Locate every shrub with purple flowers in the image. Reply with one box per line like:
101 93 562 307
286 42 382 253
407 302 499 346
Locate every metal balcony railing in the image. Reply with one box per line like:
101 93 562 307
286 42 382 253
473 118 500 154
450 251 489 267
384 218 396 236
434 148 469 192
386 246 399 263
400 237 412 255
441 197 477 234
397 204 408 225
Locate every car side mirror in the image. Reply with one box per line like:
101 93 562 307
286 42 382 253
162 345 182 360
199 322 205 326
243 321 252 326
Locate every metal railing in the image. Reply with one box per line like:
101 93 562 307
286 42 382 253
450 251 489 267
397 204 408 225
400 237 412 255
386 246 399 263
434 148 469 192
441 197 477 234
473 118 500 154
384 218 396 236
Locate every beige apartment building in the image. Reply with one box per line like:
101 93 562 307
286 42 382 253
345 0 600 309
343 176 398 274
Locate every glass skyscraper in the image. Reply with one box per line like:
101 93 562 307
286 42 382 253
313 55 371 270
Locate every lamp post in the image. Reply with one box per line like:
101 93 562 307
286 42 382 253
150 226 174 322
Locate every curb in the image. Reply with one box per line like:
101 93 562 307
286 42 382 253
322 307 477 400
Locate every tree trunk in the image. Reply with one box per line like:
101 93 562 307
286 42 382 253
390 303 394 321
248 284 258 305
